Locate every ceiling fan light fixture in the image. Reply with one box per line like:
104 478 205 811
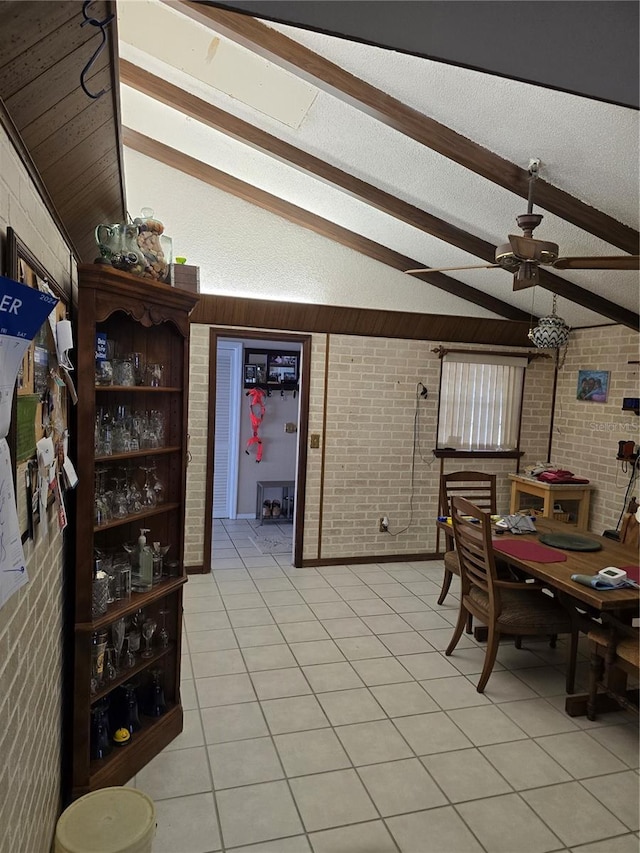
528 293 571 349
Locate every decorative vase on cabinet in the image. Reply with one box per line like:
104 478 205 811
71 264 198 799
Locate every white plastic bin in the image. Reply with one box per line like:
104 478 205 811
55 787 156 853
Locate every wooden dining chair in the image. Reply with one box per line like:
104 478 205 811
445 495 579 694
587 613 639 720
437 471 497 608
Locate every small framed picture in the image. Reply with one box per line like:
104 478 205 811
577 370 610 403
244 364 257 385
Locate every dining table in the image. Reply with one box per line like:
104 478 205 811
437 515 639 716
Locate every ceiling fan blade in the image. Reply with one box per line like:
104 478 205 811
405 264 499 274
552 255 640 270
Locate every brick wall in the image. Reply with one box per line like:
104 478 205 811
551 326 640 534
0 122 73 853
187 327 555 565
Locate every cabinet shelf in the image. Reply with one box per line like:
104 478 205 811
90 643 175 703
70 265 198 800
93 502 180 533
78 576 187 632
95 445 182 463
88 704 183 791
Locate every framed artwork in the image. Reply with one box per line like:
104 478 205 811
576 369 610 403
5 227 70 540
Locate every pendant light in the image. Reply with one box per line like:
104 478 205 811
528 293 571 349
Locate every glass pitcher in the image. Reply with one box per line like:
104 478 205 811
95 223 146 276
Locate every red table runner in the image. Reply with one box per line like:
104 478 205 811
493 539 567 562
620 566 640 582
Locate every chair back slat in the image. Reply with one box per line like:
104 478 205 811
439 471 497 517
450 496 500 608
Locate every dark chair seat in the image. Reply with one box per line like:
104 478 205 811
468 586 574 633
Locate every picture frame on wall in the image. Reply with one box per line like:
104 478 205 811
576 369 610 403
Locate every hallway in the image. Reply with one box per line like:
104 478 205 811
130 520 639 853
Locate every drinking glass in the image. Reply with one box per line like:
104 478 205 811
146 363 163 387
111 617 126 674
142 619 157 658
158 608 170 648
131 352 146 385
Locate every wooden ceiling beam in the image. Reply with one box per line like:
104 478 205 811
120 61 639 330
123 127 533 322
169 1 639 256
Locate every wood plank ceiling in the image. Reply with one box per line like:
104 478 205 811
0 0 125 263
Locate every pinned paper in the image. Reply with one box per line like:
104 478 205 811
55 319 74 370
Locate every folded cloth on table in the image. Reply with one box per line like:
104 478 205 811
537 470 590 484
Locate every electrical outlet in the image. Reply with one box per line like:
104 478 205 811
379 517 389 532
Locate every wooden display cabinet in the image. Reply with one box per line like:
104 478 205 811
71 265 198 798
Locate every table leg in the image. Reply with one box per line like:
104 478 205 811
576 490 590 531
542 491 554 519
509 481 518 514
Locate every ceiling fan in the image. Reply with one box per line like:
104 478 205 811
406 159 640 291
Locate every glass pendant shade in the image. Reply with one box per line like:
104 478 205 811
528 293 570 348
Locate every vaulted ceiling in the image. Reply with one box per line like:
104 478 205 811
1 1 638 332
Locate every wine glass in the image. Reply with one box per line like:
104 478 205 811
124 636 136 669
151 542 170 579
158 608 170 648
104 647 117 682
142 619 157 658
139 465 157 508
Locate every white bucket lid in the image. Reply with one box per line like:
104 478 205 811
55 787 156 853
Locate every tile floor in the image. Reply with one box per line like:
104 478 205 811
131 519 640 853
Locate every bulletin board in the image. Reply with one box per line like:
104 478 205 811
5 227 71 541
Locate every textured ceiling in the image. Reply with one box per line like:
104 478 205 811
117 0 639 330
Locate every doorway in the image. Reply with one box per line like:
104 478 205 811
203 328 311 571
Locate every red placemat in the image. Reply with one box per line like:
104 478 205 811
493 539 567 562
620 566 640 582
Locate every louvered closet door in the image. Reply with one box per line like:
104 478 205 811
213 344 240 518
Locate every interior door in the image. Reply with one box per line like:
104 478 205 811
213 341 241 518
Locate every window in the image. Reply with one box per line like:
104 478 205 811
437 353 527 451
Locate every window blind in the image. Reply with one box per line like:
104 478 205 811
437 354 527 451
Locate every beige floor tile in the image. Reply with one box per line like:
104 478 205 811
334 635 391 660
216 781 303 848
278 621 330 643
261 590 306 607
274 728 351 776
358 757 447 815
196 673 256 708
298 587 342 603
251 667 312 700
498 697 580 737
185 611 232 633
309 601 357 620
253 578 295 592
261 694 330 734
481 739 571 790
347 599 395 616
448 704 530 746
217 580 258 595
338 585 380 601
419 675 492 710
394 712 473 755
457 792 562 853
400 611 452 630
335 719 412 765
398 650 462 680
201 701 269 744
234 624 285 648
180 680 198 711
270 604 316 623
290 769 378 832
229 837 311 853
350 656 414 686
309 820 397 853
208 737 284 789
302 661 364 692
522 781 628 847
386 805 484 853
380 631 436 655
511 664 573 697
153 793 221 853
289 639 346 666
423 746 513 802
187 628 238 653
361 614 413 634
584 722 640 769
222 592 266 610
389 596 431 613
582 771 640 831
191 649 247 679
316 688 386 726
370 681 438 717
242 644 298 671
467 670 540 702
228 608 275 628
135 746 212 801
569 835 640 853
419 627 476 651
535 731 628 778
183 595 225 613
164 709 205 752
321 617 373 638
